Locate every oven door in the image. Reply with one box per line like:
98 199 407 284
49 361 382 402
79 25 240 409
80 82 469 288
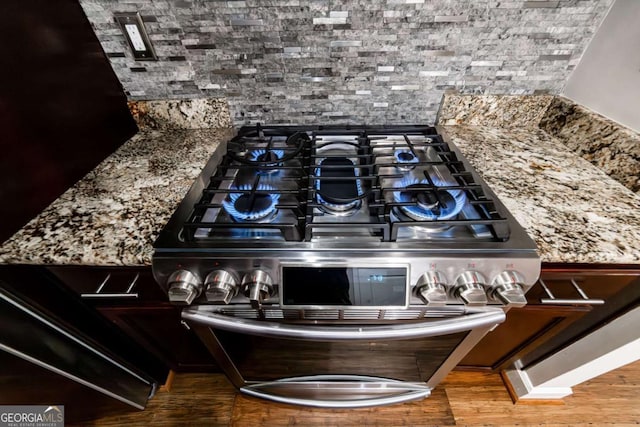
182 306 504 408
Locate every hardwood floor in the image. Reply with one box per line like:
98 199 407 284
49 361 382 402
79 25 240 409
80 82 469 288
76 360 640 426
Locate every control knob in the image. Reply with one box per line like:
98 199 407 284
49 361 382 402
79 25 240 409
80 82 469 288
167 270 202 305
205 270 239 304
454 271 488 306
242 270 274 309
491 271 528 307
415 271 448 306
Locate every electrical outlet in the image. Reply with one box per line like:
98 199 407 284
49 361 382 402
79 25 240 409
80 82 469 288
114 12 157 61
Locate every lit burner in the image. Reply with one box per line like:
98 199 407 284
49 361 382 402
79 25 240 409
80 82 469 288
315 157 363 216
394 149 419 171
248 149 285 174
222 184 280 222
394 177 466 221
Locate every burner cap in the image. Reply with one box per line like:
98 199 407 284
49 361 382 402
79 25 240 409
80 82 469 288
394 178 466 221
393 150 420 169
234 193 274 214
222 185 280 222
394 150 419 171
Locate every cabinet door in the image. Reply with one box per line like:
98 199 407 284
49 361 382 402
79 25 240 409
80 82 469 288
460 269 640 371
47 266 218 372
98 305 217 372
459 304 590 369
518 271 640 368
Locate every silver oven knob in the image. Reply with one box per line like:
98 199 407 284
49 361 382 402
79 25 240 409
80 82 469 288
242 270 274 309
491 271 528 307
454 271 488 306
415 271 448 306
205 270 239 304
167 270 202 305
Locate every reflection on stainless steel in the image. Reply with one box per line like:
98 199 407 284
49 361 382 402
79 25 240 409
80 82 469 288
182 307 505 340
241 270 274 309
205 270 239 304
416 271 448 306
241 375 431 408
152 124 541 407
167 270 202 305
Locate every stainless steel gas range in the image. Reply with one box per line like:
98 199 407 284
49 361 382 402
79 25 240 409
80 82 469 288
152 124 540 407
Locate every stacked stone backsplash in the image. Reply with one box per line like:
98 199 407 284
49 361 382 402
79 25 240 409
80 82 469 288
80 0 612 125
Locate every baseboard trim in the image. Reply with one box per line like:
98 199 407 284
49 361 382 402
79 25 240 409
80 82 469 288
501 368 571 404
159 370 176 393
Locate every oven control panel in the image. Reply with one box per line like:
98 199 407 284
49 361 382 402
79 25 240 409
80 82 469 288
155 255 541 309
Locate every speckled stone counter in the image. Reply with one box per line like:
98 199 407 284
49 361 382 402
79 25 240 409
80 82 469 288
539 97 640 193
442 125 640 264
0 127 234 265
0 122 638 266
128 98 232 130
438 94 554 129
439 94 640 194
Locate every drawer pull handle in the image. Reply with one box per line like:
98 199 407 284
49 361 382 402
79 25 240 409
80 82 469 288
95 274 111 293
539 279 604 305
81 293 139 299
81 273 140 299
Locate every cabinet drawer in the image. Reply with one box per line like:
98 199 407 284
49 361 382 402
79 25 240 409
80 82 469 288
526 274 636 305
47 266 166 302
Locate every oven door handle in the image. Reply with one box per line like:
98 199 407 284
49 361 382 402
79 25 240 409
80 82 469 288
181 308 505 341
241 375 432 408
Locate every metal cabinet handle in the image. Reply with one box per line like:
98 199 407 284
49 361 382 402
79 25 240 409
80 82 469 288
539 279 604 305
81 273 140 299
182 307 505 341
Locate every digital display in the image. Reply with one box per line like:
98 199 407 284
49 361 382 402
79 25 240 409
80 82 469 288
282 267 407 307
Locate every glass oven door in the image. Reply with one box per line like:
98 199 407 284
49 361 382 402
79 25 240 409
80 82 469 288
182 307 504 408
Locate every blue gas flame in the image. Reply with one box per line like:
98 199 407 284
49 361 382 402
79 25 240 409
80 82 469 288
222 184 280 221
393 177 467 220
394 149 419 165
249 149 285 163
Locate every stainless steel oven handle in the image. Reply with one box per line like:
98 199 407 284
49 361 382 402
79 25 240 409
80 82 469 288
241 389 431 408
240 375 431 408
181 308 505 341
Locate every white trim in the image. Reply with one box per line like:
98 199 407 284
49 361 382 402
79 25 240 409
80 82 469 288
505 306 640 400
542 337 640 388
504 366 574 400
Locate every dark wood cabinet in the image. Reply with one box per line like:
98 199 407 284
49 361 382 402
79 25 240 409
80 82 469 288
0 0 137 243
459 266 640 371
47 266 217 372
97 304 217 372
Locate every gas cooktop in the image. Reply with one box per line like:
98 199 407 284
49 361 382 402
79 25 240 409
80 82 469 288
158 124 522 244
153 124 540 310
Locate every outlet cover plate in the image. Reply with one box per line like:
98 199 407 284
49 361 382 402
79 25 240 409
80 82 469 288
114 12 157 61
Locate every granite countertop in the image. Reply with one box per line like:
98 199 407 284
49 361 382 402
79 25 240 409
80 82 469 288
443 125 640 264
0 127 234 265
0 123 639 266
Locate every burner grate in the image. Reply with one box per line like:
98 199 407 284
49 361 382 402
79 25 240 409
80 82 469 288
178 124 511 243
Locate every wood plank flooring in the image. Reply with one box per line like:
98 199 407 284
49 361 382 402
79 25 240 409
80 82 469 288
76 360 640 426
